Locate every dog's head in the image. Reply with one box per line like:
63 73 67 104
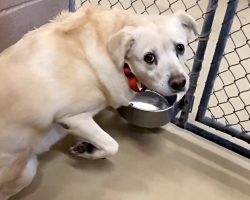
107 11 198 96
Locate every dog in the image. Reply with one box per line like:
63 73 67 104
0 5 197 199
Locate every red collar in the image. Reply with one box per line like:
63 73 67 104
123 63 146 92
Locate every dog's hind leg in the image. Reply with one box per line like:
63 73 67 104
0 154 38 200
58 113 119 159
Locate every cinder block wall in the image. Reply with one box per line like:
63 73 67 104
0 0 69 52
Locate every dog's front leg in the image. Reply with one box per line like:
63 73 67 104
58 113 119 159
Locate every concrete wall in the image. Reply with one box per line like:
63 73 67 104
0 0 69 52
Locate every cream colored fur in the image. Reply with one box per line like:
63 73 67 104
0 6 197 199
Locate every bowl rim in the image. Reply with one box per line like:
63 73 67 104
127 90 180 113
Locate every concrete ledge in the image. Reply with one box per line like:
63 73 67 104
0 0 68 52
0 0 31 11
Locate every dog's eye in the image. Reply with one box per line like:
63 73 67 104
144 52 156 64
176 43 185 55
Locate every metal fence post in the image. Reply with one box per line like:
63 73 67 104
177 0 218 128
69 0 76 12
196 0 239 121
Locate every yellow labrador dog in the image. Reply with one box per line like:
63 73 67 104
0 5 197 199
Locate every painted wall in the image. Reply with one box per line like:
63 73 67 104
0 0 68 52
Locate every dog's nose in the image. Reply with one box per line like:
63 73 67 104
168 74 186 91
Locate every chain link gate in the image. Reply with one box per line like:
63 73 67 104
68 0 250 158
178 0 250 158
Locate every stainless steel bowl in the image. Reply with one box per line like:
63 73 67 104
117 90 180 128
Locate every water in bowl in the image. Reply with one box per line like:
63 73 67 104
130 101 160 111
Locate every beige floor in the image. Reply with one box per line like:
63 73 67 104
12 110 250 200
11 0 250 199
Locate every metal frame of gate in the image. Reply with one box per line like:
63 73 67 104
177 0 250 159
68 0 250 159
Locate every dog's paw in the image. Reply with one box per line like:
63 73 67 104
70 142 106 160
70 141 95 153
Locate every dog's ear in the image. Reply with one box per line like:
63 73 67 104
107 26 136 68
175 11 198 39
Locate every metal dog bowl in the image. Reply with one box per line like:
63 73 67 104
117 90 180 128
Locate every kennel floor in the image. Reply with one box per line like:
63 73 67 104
11 110 250 200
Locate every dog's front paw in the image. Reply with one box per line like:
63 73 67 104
70 142 106 160
70 141 96 153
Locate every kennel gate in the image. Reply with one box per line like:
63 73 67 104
68 0 250 159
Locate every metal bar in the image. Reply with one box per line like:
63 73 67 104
69 0 76 12
199 116 250 143
196 0 239 121
171 96 185 123
183 123 250 159
177 0 218 127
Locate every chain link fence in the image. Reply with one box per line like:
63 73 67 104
205 1 250 137
76 0 209 72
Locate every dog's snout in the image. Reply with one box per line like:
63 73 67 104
168 74 186 91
